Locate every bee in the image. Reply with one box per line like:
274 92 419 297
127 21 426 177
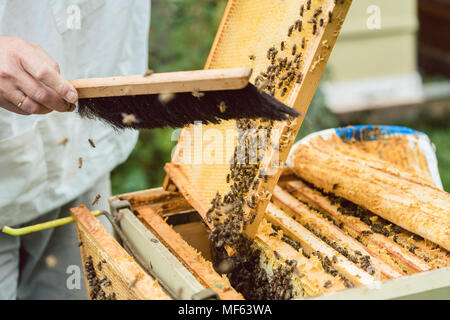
296 72 303 83
300 4 304 17
333 183 339 190
313 24 317 35
292 44 297 56
320 18 324 27
280 41 285 51
158 92 175 104
301 37 306 49
226 174 230 183
128 278 138 289
91 194 101 206
308 18 317 25
249 54 256 60
306 0 311 10
78 157 83 169
143 69 154 77
121 113 138 125
272 49 278 58
192 89 205 99
88 138 96 148
218 101 227 113
328 11 333 23
288 25 294 37
297 20 303 32
281 87 287 97
314 7 323 18
274 250 280 260
58 137 68 146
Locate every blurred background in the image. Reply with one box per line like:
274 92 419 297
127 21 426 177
111 0 450 194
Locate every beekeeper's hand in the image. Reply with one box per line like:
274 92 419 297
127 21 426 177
0 36 78 115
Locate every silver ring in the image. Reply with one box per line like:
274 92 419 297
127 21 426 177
17 96 26 109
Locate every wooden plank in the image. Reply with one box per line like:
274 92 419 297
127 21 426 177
272 185 404 280
166 0 353 239
71 205 170 300
71 68 252 98
115 187 193 215
265 203 377 287
136 206 244 300
286 180 436 273
255 230 348 297
288 137 450 250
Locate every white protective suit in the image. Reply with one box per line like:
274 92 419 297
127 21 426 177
0 0 150 227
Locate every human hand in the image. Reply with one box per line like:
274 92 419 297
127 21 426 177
0 36 78 115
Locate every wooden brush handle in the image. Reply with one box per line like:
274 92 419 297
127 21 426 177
70 67 252 99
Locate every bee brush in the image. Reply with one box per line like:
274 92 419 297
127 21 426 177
70 67 299 129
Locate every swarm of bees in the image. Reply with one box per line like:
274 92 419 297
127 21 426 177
204 0 337 299
85 256 116 300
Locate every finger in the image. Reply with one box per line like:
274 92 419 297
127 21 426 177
19 49 78 104
16 71 71 112
29 42 61 74
0 82 31 115
20 96 53 114
0 99 31 115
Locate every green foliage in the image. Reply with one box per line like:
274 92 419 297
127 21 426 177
426 126 450 191
296 86 339 141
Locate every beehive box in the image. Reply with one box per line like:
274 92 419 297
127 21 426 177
71 168 449 300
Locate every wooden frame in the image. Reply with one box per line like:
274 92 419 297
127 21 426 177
165 0 354 239
71 205 170 300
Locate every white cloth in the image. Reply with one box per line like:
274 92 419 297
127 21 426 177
0 0 151 226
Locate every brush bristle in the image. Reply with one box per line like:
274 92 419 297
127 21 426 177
77 84 300 130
